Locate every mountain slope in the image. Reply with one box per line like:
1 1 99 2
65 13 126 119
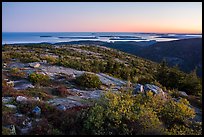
55 38 202 76
82 38 201 77
137 38 202 77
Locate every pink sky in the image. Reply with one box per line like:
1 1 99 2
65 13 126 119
3 2 202 33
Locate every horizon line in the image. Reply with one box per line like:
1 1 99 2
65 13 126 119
2 31 202 35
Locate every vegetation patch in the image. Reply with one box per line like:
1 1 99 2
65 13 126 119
29 72 50 86
76 73 102 89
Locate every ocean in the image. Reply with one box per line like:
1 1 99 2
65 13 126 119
2 32 202 45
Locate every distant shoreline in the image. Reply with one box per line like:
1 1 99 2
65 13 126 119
2 32 202 35
3 32 202 45
2 37 202 46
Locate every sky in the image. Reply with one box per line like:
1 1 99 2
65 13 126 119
2 2 202 33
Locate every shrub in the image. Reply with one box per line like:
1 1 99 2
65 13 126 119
83 90 199 135
76 73 102 88
84 91 135 135
2 106 17 126
2 126 12 135
84 91 165 135
20 55 41 63
17 100 60 119
2 82 17 96
187 95 202 109
10 68 26 79
43 56 57 64
30 118 54 135
28 73 50 86
156 61 202 96
170 89 181 98
52 86 73 97
24 88 53 100
131 106 164 135
166 122 202 135
57 107 88 135
179 70 202 96
133 91 166 115
137 75 153 85
160 98 195 126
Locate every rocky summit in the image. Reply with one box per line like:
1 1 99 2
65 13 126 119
2 44 202 135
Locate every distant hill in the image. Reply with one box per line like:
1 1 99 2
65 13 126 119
101 38 202 77
134 38 202 77
57 38 202 77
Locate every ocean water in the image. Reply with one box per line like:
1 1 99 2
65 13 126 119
2 32 202 45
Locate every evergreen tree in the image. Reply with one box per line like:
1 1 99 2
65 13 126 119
156 60 169 86
180 69 202 96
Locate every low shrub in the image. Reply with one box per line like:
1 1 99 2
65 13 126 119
75 73 102 89
28 73 50 86
52 86 73 97
30 118 54 135
160 98 195 126
9 68 27 79
2 126 13 135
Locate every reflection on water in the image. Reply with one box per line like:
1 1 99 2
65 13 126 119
2 32 202 44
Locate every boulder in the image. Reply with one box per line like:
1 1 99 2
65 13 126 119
14 83 34 90
178 91 188 97
71 74 76 78
35 118 41 122
172 98 177 102
172 97 182 102
16 96 28 102
11 58 17 61
3 63 7 68
13 79 35 90
4 125 16 135
89 90 103 99
16 117 32 135
8 62 25 68
22 118 32 128
57 104 66 111
4 78 9 81
33 97 40 101
14 113 24 117
29 62 40 68
5 104 17 109
2 97 14 104
97 73 126 87
32 106 41 116
133 84 144 94
144 84 164 95
42 60 47 63
18 127 30 135
6 81 14 87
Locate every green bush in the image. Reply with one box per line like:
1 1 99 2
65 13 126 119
137 75 154 85
156 61 202 96
179 70 202 96
42 55 57 64
76 73 102 88
83 90 199 135
160 98 195 126
166 122 202 135
84 91 165 135
84 91 134 135
28 72 50 86
132 106 164 135
2 126 12 135
24 88 53 100
10 68 26 79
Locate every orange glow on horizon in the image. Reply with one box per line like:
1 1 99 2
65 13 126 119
74 26 202 34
